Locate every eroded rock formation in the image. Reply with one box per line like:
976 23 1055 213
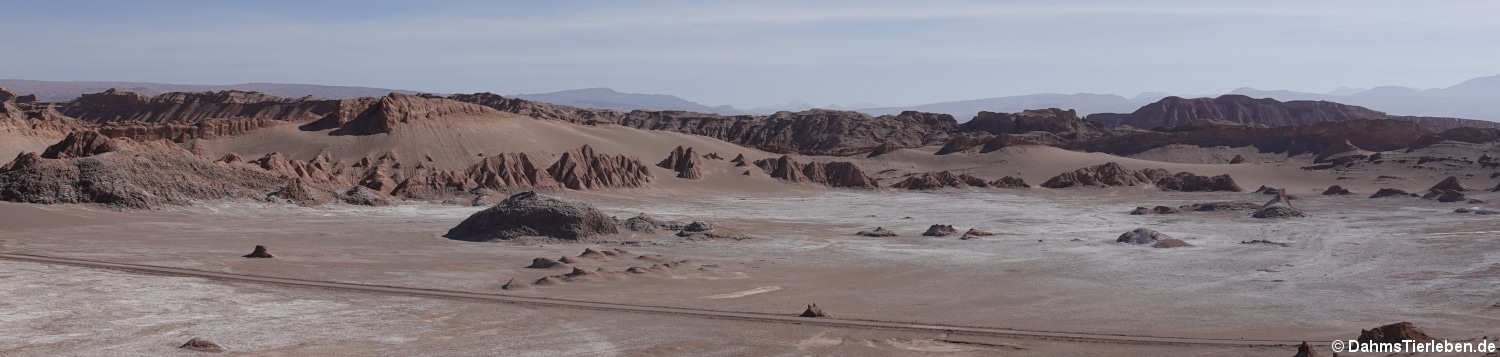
546 145 651 190
657 146 702 179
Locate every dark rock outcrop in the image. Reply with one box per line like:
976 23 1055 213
799 303 827 318
656 146 702 179
41 131 118 159
242 245 273 258
1369 188 1417 198
1427 176 1466 192
922 224 958 237
0 146 286 209
1041 162 1169 188
1087 95 1388 130
546 145 651 190
888 171 990 190
1076 119 1433 161
960 108 1105 140
855 227 897 237
179 338 225 353
1153 172 1242 192
1253 192 1305 218
1321 185 1351 195
1116 228 1187 248
1355 322 1436 343
1423 189 1467 203
445 192 618 241
988 176 1030 188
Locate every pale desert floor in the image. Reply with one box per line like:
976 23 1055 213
3 187 1498 356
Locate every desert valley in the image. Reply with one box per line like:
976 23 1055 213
0 82 1497 356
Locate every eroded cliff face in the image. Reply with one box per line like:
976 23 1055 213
1074 119 1432 160
60 89 338 123
301 93 498 135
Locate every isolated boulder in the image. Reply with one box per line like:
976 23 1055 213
41 131 118 159
1427 176 1466 192
656 146 702 179
855 227 898 237
1254 192 1305 218
1321 185 1351 195
922 224 958 237
1118 228 1167 245
1356 322 1436 343
1369 188 1416 198
242 245 273 258
799 303 827 318
1423 189 1466 203
445 191 618 241
179 338 225 353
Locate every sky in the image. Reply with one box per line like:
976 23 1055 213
1 0 1497 108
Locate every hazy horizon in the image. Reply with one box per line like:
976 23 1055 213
2 1 1496 108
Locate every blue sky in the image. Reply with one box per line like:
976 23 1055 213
1 1 1496 107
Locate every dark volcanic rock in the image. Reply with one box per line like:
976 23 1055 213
242 245 273 258
1423 189 1466 203
1427 176 1466 192
444 191 619 241
1153 172 1242 192
1321 185 1351 195
656 146 702 179
1356 322 1436 343
922 224 958 237
546 145 651 190
988 176 1030 188
1041 162 1169 188
179 338 225 353
41 131 118 159
799 303 827 318
1369 188 1417 198
855 227 897 237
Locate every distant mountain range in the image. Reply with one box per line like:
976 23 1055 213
5 74 1497 123
1228 74 1500 122
513 88 741 114
0 79 414 102
857 93 1150 119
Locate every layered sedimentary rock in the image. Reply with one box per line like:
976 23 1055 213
0 143 285 209
934 133 1041 155
960 109 1105 140
1088 95 1387 130
40 131 118 159
60 89 336 123
656 146 702 179
301 93 497 135
546 145 651 190
1076 119 1432 160
888 171 989 190
464 153 558 190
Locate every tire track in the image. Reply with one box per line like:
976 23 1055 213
0 252 1308 348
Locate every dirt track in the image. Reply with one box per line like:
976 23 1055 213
0 252 1311 348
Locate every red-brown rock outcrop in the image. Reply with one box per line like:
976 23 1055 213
546 145 651 190
1041 163 1169 188
1152 172 1242 192
40 130 118 159
656 146 702 179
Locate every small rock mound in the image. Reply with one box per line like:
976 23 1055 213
1356 322 1436 343
988 176 1030 188
1423 189 1467 203
1153 172 1242 192
1321 185 1351 195
656 146 703 179
729 153 748 167
960 228 996 240
922 224 958 237
41 131 118 159
445 191 619 241
799 303 827 318
1427 176 1466 192
1369 188 1417 198
242 245 273 258
340 186 392 206
179 338 225 353
526 257 564 269
1228 154 1246 164
1253 192 1305 219
888 171 989 190
867 142 900 157
702 152 724 160
501 278 529 290
1117 228 1170 245
1253 185 1281 195
1293 342 1319 357
1041 162 1169 188
855 227 897 237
